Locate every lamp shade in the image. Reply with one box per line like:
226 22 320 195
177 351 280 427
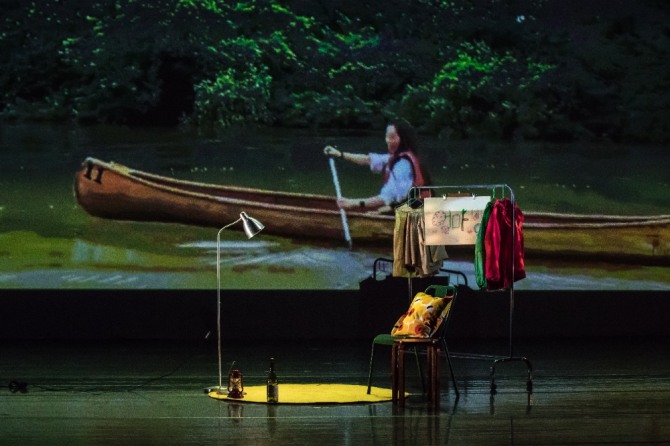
240 211 264 238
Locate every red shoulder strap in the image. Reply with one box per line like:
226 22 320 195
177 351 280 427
383 151 431 198
398 151 427 187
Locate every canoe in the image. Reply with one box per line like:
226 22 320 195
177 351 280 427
74 157 397 244
74 158 670 264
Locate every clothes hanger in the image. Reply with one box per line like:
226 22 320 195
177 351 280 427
403 187 425 209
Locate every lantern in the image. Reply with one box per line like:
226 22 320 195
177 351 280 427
227 369 244 398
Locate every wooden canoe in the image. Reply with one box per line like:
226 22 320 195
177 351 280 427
74 158 670 264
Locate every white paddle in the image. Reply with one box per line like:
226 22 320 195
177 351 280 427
328 156 353 249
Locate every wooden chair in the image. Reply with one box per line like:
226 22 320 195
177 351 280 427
366 284 459 401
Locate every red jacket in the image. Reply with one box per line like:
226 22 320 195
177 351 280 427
484 198 526 290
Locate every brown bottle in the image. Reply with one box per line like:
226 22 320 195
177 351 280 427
266 357 278 404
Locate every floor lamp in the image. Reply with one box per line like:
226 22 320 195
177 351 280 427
212 211 264 395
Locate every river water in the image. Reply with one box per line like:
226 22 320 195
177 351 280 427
0 123 668 290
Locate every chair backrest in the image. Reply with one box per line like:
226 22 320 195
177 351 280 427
424 284 457 299
425 284 458 339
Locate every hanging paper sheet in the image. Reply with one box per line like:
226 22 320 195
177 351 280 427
424 196 491 245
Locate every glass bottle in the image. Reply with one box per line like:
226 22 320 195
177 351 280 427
266 357 279 404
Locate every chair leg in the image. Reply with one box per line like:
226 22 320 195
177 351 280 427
413 347 426 394
429 342 440 408
391 342 400 404
441 338 459 398
397 343 406 407
368 340 437 396
366 341 377 394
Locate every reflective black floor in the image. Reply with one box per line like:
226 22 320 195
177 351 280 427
2 337 670 445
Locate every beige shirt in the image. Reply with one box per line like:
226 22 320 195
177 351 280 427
393 204 448 277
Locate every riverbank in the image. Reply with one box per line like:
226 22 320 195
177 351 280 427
1 124 668 291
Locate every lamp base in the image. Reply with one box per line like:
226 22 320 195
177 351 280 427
203 385 225 394
227 389 244 399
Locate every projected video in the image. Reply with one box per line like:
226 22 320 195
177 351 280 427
1 2 668 290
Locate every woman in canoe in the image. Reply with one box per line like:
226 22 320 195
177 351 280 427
323 118 431 212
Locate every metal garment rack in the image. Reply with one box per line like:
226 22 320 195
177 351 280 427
408 183 533 394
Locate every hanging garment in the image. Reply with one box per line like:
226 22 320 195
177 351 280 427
474 199 495 289
393 204 448 277
483 198 526 290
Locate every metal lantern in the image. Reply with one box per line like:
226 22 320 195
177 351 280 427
227 369 244 399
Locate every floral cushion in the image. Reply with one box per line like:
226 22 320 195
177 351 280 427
391 292 453 338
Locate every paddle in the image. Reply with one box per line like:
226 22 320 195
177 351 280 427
328 154 353 249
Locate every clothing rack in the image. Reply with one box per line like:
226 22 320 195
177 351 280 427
408 183 533 394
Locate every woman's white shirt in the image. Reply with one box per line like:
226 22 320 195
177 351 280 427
369 153 414 205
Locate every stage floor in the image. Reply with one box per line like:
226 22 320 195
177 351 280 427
2 336 670 445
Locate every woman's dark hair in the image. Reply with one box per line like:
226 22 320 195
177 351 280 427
390 118 419 154
388 118 431 185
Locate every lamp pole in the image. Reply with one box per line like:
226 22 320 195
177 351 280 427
214 212 264 394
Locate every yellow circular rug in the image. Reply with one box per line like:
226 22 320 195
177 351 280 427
208 384 400 404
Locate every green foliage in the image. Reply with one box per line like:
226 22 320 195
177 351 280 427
189 64 272 127
396 41 557 140
1 0 669 142
283 85 375 128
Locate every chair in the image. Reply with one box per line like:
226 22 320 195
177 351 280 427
366 284 459 399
